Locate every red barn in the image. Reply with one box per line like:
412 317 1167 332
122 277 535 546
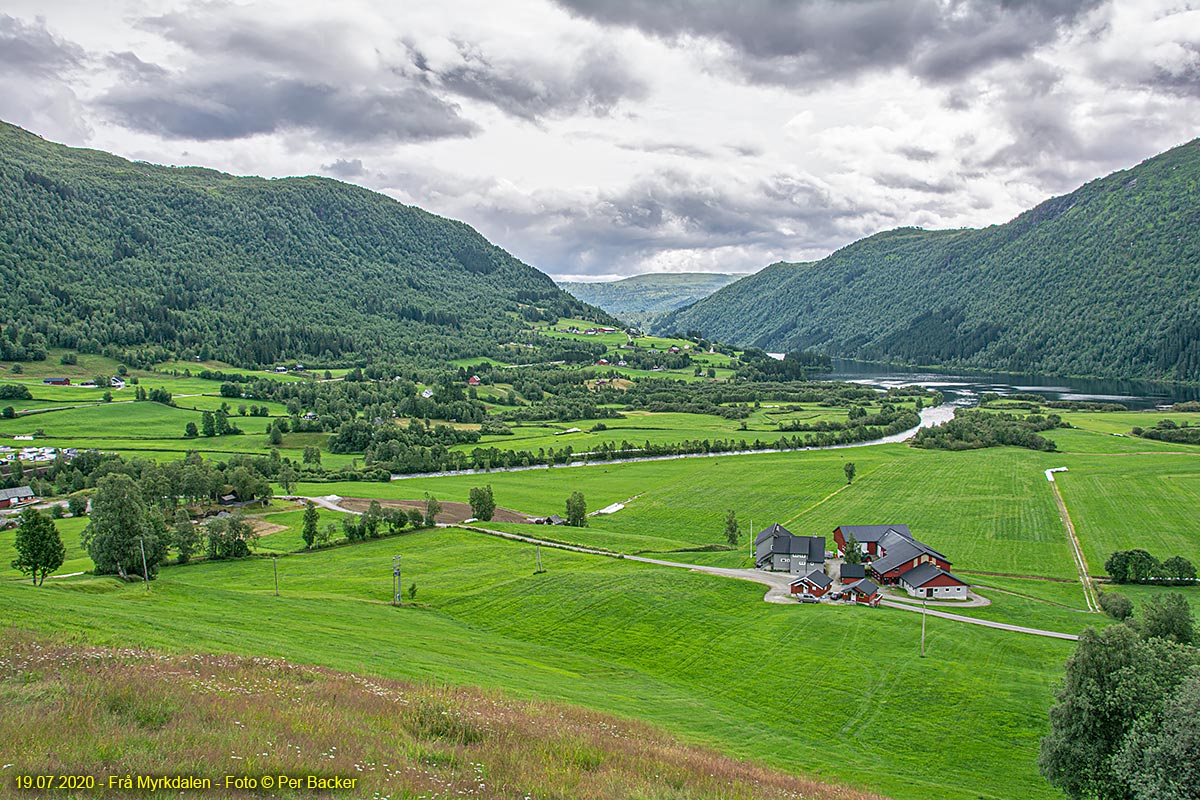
468 375 481 386
866 529 952 585
42 377 70 386
898 563 970 600
833 524 912 558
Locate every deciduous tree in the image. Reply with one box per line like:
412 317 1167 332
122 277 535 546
566 491 587 527
11 507 64 585
469 485 496 521
724 509 739 547
423 493 442 527
83 473 166 580
302 501 319 549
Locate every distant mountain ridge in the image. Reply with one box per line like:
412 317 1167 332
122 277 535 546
0 121 605 368
559 272 742 328
662 139 1200 381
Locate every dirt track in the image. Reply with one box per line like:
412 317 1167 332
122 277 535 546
338 498 530 524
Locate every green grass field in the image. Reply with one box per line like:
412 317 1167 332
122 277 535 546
1 527 1073 800
1053 453 1200 570
8 392 1200 800
338 443 1076 580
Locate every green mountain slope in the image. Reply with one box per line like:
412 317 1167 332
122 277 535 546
559 272 742 315
663 140 1200 381
0 122 603 368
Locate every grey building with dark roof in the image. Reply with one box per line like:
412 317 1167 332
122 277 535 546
755 523 825 574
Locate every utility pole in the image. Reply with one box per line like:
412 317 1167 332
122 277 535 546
272 555 279 597
921 598 927 657
392 554 402 606
139 537 149 591
535 544 543 573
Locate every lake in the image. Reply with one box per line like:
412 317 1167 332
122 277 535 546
818 359 1200 411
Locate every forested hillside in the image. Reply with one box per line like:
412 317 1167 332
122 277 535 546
664 139 1200 381
0 122 604 368
559 272 741 324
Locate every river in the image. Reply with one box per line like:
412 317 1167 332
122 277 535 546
390 361 1191 480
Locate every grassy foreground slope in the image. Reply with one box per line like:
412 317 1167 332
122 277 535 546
665 139 1200 381
1 633 884 800
1 528 1072 800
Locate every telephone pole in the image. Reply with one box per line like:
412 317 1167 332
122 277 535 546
392 555 402 606
921 598 927 657
272 555 279 597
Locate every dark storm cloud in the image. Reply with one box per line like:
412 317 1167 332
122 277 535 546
105 51 169 81
896 145 938 162
551 0 1104 86
407 40 648 120
871 171 956 194
99 77 477 142
453 167 877 277
322 158 367 179
0 14 85 77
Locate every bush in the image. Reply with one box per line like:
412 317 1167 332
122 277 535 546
1098 591 1133 620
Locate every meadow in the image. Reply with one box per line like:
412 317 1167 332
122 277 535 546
335 443 1077 580
1 528 1074 800
4 379 1199 800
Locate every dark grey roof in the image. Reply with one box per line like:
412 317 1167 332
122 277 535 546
872 536 951 575
0 486 33 501
755 522 793 546
548 514 566 525
775 534 824 559
791 569 832 589
899 563 969 588
840 563 866 581
869 540 924 574
837 524 912 543
880 528 949 562
844 578 879 596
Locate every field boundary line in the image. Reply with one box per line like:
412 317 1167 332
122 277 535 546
1046 473 1100 613
879 601 1078 640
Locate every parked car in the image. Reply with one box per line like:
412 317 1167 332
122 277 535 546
799 594 820 604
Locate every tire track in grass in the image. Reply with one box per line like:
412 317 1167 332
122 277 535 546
1045 473 1100 613
782 458 897 528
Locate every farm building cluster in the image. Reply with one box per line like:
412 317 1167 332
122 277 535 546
755 523 970 605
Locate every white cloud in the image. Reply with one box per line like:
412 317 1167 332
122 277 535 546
0 0 1197 278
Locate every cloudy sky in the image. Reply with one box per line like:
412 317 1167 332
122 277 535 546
2 1 1198 280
